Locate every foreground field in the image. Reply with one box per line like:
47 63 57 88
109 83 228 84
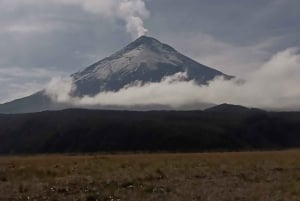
0 151 300 201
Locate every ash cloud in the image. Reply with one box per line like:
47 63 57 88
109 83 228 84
45 48 300 111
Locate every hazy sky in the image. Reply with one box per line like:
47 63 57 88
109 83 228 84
0 0 299 103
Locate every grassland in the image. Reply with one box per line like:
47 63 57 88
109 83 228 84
0 150 300 201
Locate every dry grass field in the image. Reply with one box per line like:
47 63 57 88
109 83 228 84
0 150 300 201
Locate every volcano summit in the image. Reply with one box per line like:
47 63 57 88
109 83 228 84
72 36 232 96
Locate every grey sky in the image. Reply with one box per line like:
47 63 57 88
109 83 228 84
0 0 299 103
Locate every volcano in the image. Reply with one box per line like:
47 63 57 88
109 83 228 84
0 36 233 113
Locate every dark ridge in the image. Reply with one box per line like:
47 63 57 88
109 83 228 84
0 108 299 154
205 103 264 113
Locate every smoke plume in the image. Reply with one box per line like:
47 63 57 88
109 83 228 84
61 0 150 39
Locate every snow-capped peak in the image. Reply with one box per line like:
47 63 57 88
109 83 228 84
71 36 232 96
73 36 180 81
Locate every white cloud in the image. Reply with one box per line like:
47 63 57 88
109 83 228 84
45 77 75 103
44 48 300 111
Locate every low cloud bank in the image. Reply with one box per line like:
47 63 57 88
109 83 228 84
45 48 300 111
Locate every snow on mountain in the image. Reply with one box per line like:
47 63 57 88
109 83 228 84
71 36 232 96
